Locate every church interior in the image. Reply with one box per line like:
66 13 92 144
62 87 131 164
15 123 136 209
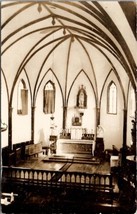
1 1 136 213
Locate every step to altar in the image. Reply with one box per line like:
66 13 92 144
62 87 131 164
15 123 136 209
43 154 100 164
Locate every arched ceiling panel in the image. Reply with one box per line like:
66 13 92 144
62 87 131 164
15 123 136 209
100 1 137 64
25 36 71 92
1 1 136 101
68 39 97 91
1 2 34 23
40 37 71 97
82 40 112 97
2 15 52 47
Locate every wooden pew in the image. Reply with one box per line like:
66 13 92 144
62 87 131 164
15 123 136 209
25 143 42 159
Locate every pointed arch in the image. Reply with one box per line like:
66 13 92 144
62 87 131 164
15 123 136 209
1 68 9 104
17 79 28 115
43 80 55 114
9 31 69 108
67 69 97 107
76 85 87 108
100 68 126 110
127 81 136 118
35 68 64 108
24 68 33 107
107 81 117 114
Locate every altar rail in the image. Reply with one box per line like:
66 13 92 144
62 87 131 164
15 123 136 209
2 166 113 193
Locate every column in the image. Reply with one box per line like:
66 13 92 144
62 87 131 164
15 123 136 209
96 107 100 126
8 106 13 151
31 106 36 144
63 105 67 129
121 109 127 165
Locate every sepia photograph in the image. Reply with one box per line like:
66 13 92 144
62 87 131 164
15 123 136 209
1 1 136 213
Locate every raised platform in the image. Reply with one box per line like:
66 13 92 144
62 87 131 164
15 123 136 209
57 139 95 156
43 154 100 164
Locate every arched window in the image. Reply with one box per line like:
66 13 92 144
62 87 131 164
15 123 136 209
43 80 55 114
107 81 117 114
17 79 28 115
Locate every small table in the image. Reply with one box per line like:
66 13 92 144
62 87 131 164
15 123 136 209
110 155 119 167
42 146 50 155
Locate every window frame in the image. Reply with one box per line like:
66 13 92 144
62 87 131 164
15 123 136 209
107 81 117 115
43 80 56 114
17 79 28 115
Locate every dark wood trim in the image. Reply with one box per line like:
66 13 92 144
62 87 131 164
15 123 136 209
119 1 136 38
76 38 98 100
24 68 32 106
122 109 127 165
2 26 62 55
63 106 67 129
31 106 36 144
8 106 13 151
33 35 70 105
43 1 136 79
1 69 10 103
93 2 136 78
64 37 72 104
1 2 36 29
1 1 34 9
96 107 100 127
2 15 51 45
62 38 72 130
9 33 69 112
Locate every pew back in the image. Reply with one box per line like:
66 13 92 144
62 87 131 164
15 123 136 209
25 143 42 158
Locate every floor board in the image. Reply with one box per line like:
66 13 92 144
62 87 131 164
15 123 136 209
15 153 119 192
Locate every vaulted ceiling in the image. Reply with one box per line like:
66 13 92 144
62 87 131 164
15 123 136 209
1 1 137 106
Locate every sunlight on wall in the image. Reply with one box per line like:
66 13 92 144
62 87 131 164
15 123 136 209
35 71 63 145
127 84 136 147
12 74 31 145
1 75 8 148
100 73 124 150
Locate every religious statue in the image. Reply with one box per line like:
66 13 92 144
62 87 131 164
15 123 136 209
76 85 87 108
78 91 85 108
97 125 104 138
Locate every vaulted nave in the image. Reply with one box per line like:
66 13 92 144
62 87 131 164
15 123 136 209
1 1 136 213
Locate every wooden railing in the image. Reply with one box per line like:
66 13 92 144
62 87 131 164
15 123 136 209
2 166 113 193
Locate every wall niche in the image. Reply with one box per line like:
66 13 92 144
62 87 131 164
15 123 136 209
76 85 87 109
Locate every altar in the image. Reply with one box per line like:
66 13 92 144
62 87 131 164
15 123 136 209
57 139 95 156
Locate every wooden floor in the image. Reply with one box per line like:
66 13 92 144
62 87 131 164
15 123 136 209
15 153 119 193
2 153 136 214
2 152 136 214
16 153 110 173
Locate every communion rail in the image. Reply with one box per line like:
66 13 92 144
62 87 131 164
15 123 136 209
2 166 113 193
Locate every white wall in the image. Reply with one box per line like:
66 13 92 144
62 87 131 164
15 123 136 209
67 71 96 134
127 84 136 147
100 72 124 150
12 73 31 146
3 68 132 151
35 70 63 146
1 74 8 148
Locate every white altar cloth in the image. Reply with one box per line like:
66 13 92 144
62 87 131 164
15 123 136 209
57 139 95 155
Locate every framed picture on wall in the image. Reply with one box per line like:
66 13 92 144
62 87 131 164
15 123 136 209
72 116 81 126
